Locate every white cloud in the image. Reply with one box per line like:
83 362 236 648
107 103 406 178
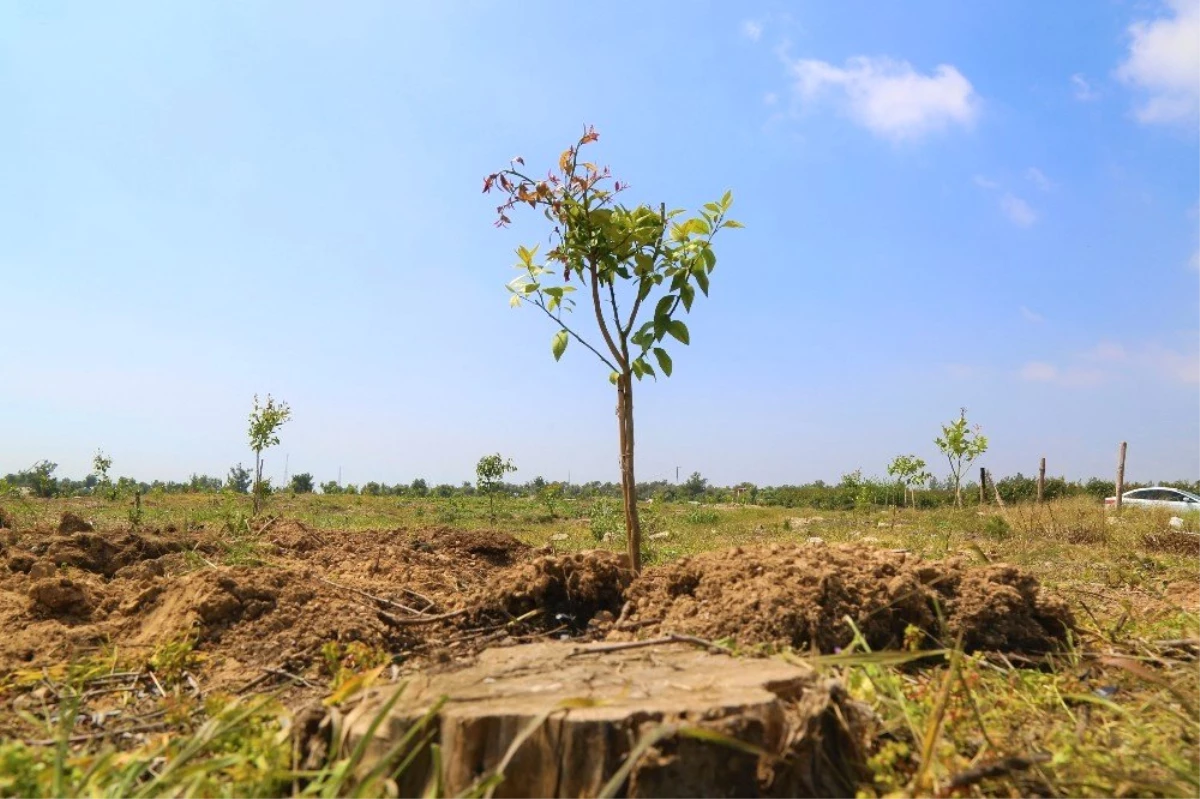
1071 73 1101 101
786 56 979 140
1116 0 1200 125
1025 167 1054 191
764 92 778 106
1022 339 1197 388
1000 193 1038 227
1191 247 1199 271
741 20 763 42
973 175 999 190
1020 306 1044 323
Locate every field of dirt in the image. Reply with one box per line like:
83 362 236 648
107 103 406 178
0 515 1075 740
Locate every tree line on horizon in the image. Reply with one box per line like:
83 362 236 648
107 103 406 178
3 460 1196 511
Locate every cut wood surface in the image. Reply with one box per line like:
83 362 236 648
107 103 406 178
339 641 870 798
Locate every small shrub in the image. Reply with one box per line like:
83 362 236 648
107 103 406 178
983 515 1011 540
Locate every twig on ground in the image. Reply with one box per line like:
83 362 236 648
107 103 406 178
377 608 468 627
264 668 321 689
945 752 1051 791
23 721 171 747
565 634 731 659
317 576 426 616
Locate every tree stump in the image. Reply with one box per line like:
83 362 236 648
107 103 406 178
337 641 872 798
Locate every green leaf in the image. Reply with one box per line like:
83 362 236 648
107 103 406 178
609 371 619 385
654 295 675 319
724 218 744 229
720 190 732 210
666 319 690 345
679 281 694 311
509 294 522 308
551 330 568 361
653 347 673 377
701 247 716 271
694 267 710 296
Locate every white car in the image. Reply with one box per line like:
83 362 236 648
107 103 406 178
1104 486 1200 513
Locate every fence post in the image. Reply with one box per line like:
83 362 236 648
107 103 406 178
1115 442 1127 511
1037 457 1046 504
979 467 987 504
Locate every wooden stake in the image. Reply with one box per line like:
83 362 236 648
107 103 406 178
979 467 987 505
1115 442 1127 511
1037 457 1046 504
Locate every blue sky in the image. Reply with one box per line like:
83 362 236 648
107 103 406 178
2 0 1197 488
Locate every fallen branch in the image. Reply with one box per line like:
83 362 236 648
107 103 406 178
566 634 731 659
945 752 1051 791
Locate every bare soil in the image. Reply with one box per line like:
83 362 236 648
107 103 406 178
0 517 1074 741
611 542 1074 653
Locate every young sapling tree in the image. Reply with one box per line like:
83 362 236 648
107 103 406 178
887 454 931 507
247 394 291 515
935 409 988 508
92 449 116 500
485 127 741 571
476 453 517 524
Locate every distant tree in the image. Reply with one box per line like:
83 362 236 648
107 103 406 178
226 464 252 494
887 454 932 507
486 127 741 571
935 408 988 507
683 472 708 499
362 481 383 497
410 478 429 496
476 453 517 524
319 480 341 495
290 472 314 493
21 461 59 498
247 394 291 515
434 483 455 498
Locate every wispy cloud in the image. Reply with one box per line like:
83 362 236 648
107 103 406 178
763 92 778 106
973 175 999 189
1021 338 1198 388
741 20 763 42
1116 0 1200 125
1019 361 1107 387
1020 305 1044 323
1000 193 1038 227
784 55 979 140
1025 167 1054 192
1083 341 1128 363
1071 73 1101 101
1191 247 1199 271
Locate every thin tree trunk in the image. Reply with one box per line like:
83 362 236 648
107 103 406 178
254 453 262 515
616 374 642 572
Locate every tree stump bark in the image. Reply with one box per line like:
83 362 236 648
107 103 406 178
337 641 872 798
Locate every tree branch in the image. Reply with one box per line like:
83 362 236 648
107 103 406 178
589 260 628 370
520 291 619 372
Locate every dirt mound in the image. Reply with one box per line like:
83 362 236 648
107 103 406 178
57 512 94 534
34 531 184 577
471 550 632 632
29 577 94 617
1141 529 1200 556
0 506 12 529
406 527 530 566
615 544 1073 653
